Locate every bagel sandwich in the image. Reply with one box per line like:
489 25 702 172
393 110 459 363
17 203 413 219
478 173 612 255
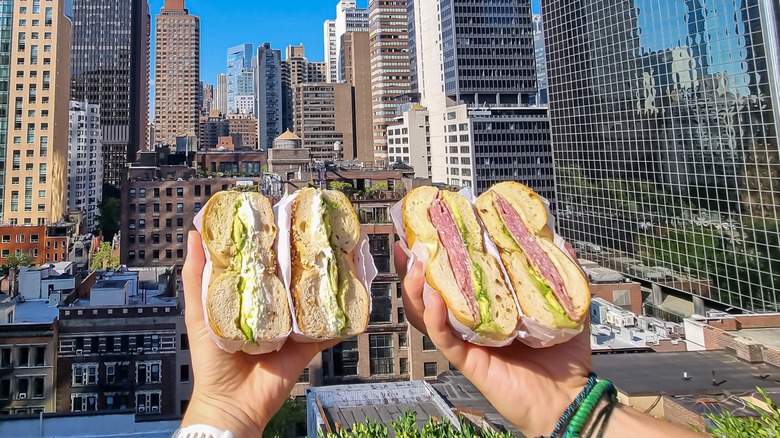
201 191 292 343
475 182 590 330
403 187 519 341
290 188 369 339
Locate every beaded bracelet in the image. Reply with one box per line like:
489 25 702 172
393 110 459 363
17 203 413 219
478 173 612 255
539 373 598 438
563 380 616 438
586 391 618 438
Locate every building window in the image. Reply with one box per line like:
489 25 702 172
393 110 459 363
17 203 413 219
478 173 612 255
180 334 189 351
297 368 310 384
0 379 9 398
71 394 98 412
397 307 406 324
0 349 11 368
368 234 390 273
18 346 29 367
137 361 162 384
332 337 358 377
400 358 409 375
34 346 44 366
399 332 408 349
422 336 436 351
368 334 394 376
136 391 161 413
32 377 44 398
424 362 438 378
369 284 392 324
180 364 190 383
72 363 98 386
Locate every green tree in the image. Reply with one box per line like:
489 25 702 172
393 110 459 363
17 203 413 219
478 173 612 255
90 242 119 271
5 253 34 270
707 388 779 437
97 197 121 241
264 398 307 438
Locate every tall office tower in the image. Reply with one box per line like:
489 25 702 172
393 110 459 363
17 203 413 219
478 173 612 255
368 0 411 168
226 43 253 114
153 0 200 147
324 20 337 83
67 101 103 233
202 83 214 114
215 73 228 114
409 0 553 198
3 0 72 225
532 14 548 105
293 83 354 162
341 31 373 163
0 1 12 221
254 43 283 150
542 0 780 313
281 47 304 133
335 0 369 82
70 0 150 190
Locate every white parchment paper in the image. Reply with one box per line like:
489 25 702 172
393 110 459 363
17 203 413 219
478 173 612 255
390 188 583 348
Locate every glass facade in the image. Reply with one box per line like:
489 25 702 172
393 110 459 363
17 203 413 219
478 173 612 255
70 0 149 189
254 43 282 150
226 43 252 113
543 0 780 311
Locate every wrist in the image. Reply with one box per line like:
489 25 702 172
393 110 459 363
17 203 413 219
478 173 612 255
182 390 265 438
518 375 591 437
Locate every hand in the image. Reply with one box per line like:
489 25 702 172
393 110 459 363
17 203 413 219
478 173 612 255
395 242 592 437
181 231 338 437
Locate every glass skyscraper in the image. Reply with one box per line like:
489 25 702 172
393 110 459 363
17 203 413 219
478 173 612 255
543 0 780 313
226 43 253 114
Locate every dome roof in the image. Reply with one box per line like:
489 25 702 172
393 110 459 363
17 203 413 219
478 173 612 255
274 129 301 141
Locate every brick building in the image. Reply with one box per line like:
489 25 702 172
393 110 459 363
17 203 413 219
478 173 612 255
0 223 75 266
0 299 59 415
226 113 258 149
55 272 191 417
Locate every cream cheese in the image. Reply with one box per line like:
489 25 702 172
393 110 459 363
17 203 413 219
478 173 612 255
236 194 268 338
310 191 344 335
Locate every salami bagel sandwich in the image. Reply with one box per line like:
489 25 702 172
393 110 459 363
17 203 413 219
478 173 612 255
475 182 590 330
403 187 520 341
201 191 292 343
290 188 369 339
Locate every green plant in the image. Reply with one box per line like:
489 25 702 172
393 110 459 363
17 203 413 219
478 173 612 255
5 253 34 270
319 411 512 438
330 181 353 191
264 398 306 438
707 388 780 437
90 242 120 271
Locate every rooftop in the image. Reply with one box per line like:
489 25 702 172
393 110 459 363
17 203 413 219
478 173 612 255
307 381 460 436
730 328 780 352
12 299 59 324
93 280 130 290
593 350 780 396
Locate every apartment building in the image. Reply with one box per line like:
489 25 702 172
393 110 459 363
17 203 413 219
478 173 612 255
67 100 103 233
3 0 72 226
226 113 258 149
0 299 58 415
0 223 73 266
254 43 283 150
323 20 337 83
55 272 190 417
341 31 373 164
386 105 430 178
153 0 200 147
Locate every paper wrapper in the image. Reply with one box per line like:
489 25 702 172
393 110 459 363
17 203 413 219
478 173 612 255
390 188 583 348
193 191 377 354
193 207 290 355
274 192 377 343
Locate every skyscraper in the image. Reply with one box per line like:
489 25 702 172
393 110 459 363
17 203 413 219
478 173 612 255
254 43 283 150
368 0 411 168
542 0 780 313
226 43 253 113
341 31 373 163
282 44 309 132
67 101 103 232
3 0 72 225
153 0 200 147
215 73 228 114
70 0 150 189
334 0 368 82
0 1 13 222
323 20 337 83
533 14 548 105
408 0 551 197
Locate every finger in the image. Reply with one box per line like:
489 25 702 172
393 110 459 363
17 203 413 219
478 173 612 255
422 291 469 369
393 241 409 280
272 338 342 374
183 231 206 331
401 262 427 335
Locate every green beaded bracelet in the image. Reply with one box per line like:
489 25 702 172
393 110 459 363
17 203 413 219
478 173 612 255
563 380 615 438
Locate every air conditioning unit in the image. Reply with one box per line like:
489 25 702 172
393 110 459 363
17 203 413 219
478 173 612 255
138 406 146 412
151 406 160 412
151 347 159 352
75 349 83 355
19 393 27 400
136 347 144 353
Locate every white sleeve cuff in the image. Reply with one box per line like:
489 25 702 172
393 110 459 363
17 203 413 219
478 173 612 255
173 425 237 438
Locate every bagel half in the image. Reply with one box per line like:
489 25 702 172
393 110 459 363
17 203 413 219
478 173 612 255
201 191 292 342
290 188 369 339
476 182 590 330
403 187 519 341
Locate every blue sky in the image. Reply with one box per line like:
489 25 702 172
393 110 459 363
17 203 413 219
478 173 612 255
150 0 542 85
